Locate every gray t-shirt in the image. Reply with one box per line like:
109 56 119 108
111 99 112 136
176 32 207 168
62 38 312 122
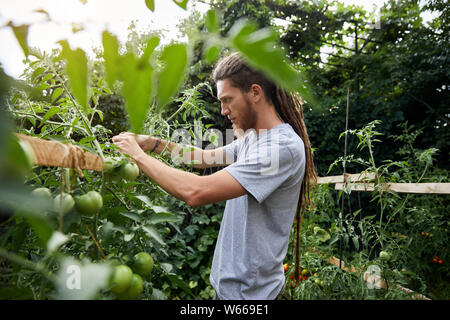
210 123 305 300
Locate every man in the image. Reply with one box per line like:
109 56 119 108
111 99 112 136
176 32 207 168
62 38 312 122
112 52 316 300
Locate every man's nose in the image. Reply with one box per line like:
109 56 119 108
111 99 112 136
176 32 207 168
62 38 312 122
221 104 229 116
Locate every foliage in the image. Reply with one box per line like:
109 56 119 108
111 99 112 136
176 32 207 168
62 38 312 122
283 121 449 300
0 0 448 301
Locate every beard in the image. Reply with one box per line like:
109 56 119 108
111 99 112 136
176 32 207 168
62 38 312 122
232 96 257 138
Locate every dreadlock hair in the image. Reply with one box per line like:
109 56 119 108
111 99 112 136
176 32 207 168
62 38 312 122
212 52 317 283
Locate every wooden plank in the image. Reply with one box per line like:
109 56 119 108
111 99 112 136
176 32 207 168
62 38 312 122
335 182 450 194
335 182 375 192
317 172 376 184
328 256 358 273
17 133 103 171
389 183 450 194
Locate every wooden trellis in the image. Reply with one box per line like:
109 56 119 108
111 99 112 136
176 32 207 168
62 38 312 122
317 172 450 194
315 172 450 300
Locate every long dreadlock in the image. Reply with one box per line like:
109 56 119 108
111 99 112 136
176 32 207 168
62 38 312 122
212 52 317 284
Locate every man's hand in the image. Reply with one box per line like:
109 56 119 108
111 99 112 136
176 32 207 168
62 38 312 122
112 132 146 159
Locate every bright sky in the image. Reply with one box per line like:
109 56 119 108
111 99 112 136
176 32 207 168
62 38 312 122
0 0 436 79
0 0 209 79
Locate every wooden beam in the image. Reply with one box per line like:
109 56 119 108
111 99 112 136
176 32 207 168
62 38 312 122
334 182 450 194
317 172 376 184
17 133 103 171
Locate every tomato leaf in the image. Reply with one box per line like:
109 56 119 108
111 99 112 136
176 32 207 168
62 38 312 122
51 87 63 103
14 210 54 248
203 41 221 63
102 31 121 89
147 212 181 224
172 0 188 10
156 43 188 111
8 22 29 57
134 194 153 208
142 225 165 246
165 274 194 296
205 9 220 33
145 0 155 11
228 19 315 104
120 37 159 133
40 107 60 127
58 40 89 112
119 211 142 223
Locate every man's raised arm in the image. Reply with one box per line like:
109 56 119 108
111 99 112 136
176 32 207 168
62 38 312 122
132 134 234 169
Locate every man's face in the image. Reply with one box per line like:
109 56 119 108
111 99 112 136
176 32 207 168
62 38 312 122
217 79 257 135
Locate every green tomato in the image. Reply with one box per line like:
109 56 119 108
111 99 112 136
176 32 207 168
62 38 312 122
133 252 154 278
115 273 143 300
32 187 52 199
53 193 75 215
118 162 139 181
103 157 120 173
110 265 133 295
75 191 103 215
379 251 392 261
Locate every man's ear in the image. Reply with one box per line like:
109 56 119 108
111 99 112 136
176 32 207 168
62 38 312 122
249 84 263 102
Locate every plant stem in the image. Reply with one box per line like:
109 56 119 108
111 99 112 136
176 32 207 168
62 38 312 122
0 248 56 283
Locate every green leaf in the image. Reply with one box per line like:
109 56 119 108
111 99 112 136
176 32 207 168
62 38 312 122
102 31 121 89
145 0 155 11
352 236 359 251
147 212 180 224
142 225 165 245
120 36 159 133
59 40 89 112
119 211 142 223
172 0 188 10
205 9 220 33
150 205 170 214
228 19 315 104
166 274 193 296
160 263 174 274
156 43 188 111
13 208 54 248
203 42 220 63
134 195 153 208
51 87 63 103
40 107 60 127
8 22 29 57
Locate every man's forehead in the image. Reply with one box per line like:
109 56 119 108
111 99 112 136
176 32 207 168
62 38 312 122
216 79 238 99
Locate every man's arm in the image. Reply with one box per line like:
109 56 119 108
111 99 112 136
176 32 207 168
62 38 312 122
135 153 246 206
112 133 245 206
135 134 233 169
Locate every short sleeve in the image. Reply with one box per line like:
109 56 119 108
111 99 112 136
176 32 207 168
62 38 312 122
224 135 295 204
222 136 243 163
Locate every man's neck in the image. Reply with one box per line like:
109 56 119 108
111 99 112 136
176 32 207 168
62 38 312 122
254 105 285 134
